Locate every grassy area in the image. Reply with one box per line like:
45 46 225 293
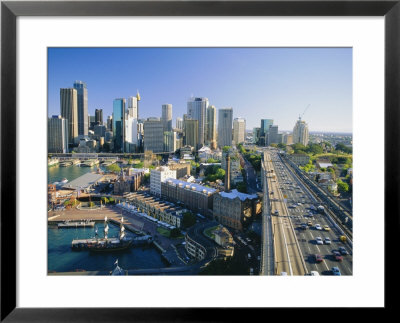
156 227 184 239
157 227 171 237
203 226 219 239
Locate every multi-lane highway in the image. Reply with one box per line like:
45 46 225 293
262 150 307 276
267 148 353 276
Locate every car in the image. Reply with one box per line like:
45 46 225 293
280 272 288 276
301 223 308 230
315 224 322 230
338 247 349 255
310 271 320 276
323 225 330 231
315 237 323 245
332 250 343 261
307 221 313 226
314 254 323 263
297 202 302 206
324 237 332 245
332 267 341 276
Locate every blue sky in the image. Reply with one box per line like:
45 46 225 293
48 47 352 132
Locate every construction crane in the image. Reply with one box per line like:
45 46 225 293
299 104 310 120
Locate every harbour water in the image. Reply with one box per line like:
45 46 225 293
48 165 168 273
48 164 100 184
48 222 166 273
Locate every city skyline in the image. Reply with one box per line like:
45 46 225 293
48 47 352 132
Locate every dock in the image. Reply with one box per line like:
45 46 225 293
58 221 95 228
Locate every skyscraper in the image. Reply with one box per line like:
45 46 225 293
253 127 261 144
293 118 309 146
143 118 164 153
73 81 88 136
113 98 126 152
176 117 183 130
60 88 78 146
233 117 246 145
217 108 233 148
48 115 69 153
267 125 279 145
95 109 103 125
206 105 217 146
184 119 199 149
260 119 273 146
187 97 209 149
162 104 173 132
127 96 138 119
107 115 112 131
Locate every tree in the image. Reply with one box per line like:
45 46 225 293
170 228 181 238
182 211 196 228
277 143 286 150
236 182 247 193
107 163 121 173
337 180 349 194
335 143 352 154
223 146 231 153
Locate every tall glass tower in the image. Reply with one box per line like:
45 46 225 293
187 97 209 149
217 108 233 148
113 98 126 152
73 81 88 137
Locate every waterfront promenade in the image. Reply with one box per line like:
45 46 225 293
48 204 189 274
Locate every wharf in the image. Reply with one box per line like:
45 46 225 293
58 221 95 228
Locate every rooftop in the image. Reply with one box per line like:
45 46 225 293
219 189 258 201
163 178 217 194
62 173 104 190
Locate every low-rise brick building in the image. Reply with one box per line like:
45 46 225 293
161 178 216 217
213 189 259 231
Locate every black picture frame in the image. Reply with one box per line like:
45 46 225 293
1 0 397 321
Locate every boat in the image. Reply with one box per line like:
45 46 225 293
53 178 69 187
71 217 133 252
48 158 59 167
111 259 125 275
58 220 95 228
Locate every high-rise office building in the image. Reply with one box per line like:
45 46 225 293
268 125 279 145
176 117 183 130
95 109 103 125
233 117 246 145
60 88 78 146
293 118 309 146
253 127 261 144
94 124 106 139
217 108 233 148
113 98 126 152
164 131 177 152
162 104 173 132
124 113 138 152
206 105 217 146
73 81 88 137
143 118 164 153
107 116 112 131
127 96 138 119
260 119 273 146
48 115 69 153
187 97 209 149
184 119 199 149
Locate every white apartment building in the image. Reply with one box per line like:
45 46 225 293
150 166 177 197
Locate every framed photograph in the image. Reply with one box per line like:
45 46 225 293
1 0 397 320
